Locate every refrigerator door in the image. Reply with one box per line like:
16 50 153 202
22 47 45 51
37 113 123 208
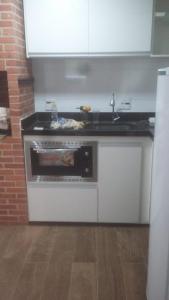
147 67 169 300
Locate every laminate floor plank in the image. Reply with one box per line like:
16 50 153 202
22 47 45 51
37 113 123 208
11 262 48 300
3 225 42 261
0 226 17 259
26 226 56 263
96 227 126 300
74 227 96 263
0 226 43 300
50 226 76 262
0 259 24 300
0 225 149 300
41 226 76 300
116 226 149 263
122 262 147 300
68 263 97 300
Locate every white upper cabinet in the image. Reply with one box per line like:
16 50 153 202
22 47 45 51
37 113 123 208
23 0 153 56
89 0 153 53
151 0 169 56
23 0 89 56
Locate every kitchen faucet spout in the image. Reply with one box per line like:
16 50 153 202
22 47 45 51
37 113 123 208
109 92 120 123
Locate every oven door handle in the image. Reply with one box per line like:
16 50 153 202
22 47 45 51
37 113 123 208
32 148 78 154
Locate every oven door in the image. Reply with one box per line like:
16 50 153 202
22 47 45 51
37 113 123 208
30 144 94 181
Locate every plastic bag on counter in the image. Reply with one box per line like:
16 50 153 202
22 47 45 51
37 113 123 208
50 118 85 130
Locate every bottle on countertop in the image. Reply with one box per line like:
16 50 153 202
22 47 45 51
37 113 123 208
45 100 58 122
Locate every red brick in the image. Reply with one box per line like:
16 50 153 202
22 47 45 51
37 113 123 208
10 110 21 116
15 181 26 187
5 163 24 169
0 60 5 69
16 193 27 198
1 12 13 20
0 200 7 204
9 117 20 124
2 150 14 155
0 0 34 224
0 20 13 27
14 169 25 176
0 157 14 162
4 44 17 52
12 144 23 150
4 175 24 181
3 150 23 156
0 181 15 187
1 52 17 59
0 194 16 199
6 60 23 67
8 200 24 204
10 103 21 110
8 80 18 88
17 203 27 210
0 204 16 210
0 169 14 175
14 156 24 163
9 210 25 215
17 216 28 224
0 216 18 223
3 28 15 36
6 187 26 193
0 5 12 11
0 37 15 43
0 211 8 216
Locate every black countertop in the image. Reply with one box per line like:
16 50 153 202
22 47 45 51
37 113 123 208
21 112 155 138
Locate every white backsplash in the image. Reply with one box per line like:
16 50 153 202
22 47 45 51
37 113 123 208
32 57 169 113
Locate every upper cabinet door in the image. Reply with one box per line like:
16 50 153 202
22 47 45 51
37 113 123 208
89 0 153 53
24 0 89 56
151 0 169 56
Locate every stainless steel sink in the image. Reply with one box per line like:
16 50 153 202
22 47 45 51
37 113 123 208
89 120 138 131
94 124 132 131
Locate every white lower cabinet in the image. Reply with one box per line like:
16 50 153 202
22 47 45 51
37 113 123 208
28 183 98 222
98 137 152 223
26 136 152 223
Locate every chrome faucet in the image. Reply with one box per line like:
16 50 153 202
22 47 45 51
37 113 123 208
109 92 120 123
110 92 115 113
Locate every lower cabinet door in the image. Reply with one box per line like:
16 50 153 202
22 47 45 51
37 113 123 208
98 142 142 223
27 183 98 222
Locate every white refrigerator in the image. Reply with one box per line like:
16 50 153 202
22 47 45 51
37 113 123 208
147 67 169 300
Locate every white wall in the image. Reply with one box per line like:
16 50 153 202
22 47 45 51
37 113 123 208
32 57 169 112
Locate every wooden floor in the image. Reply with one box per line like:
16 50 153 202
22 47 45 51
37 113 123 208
0 225 149 300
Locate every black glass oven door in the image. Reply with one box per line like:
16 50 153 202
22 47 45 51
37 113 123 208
30 146 93 178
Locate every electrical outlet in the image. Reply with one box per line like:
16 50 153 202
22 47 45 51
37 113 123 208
119 99 132 111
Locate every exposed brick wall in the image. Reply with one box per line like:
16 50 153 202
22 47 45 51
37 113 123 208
0 0 34 224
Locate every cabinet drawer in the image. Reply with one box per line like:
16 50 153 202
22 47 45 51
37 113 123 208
27 183 98 222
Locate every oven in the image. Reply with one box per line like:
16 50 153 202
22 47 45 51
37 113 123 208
24 140 97 182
